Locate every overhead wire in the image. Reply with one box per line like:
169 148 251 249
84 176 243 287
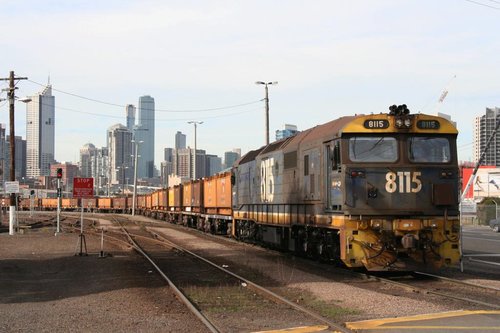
464 0 500 10
21 99 263 122
27 79 263 113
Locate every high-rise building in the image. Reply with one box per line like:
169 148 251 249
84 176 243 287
160 160 174 187
136 95 155 178
107 124 133 185
79 143 97 178
474 107 500 165
164 147 174 162
224 150 241 169
5 136 27 180
174 148 206 179
94 147 109 195
26 84 55 178
126 104 136 131
276 124 298 141
175 131 186 149
206 154 222 176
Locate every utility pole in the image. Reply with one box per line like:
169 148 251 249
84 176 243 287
188 121 203 180
255 81 278 146
131 139 142 216
1 71 28 235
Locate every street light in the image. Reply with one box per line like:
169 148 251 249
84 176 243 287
131 139 143 216
255 81 278 146
188 121 203 180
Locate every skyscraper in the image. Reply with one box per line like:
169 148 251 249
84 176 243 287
107 124 133 185
224 150 241 169
79 143 97 178
275 124 298 141
164 147 174 162
175 131 186 149
126 104 136 131
474 107 500 165
136 95 155 178
26 84 55 178
5 136 27 180
174 148 206 179
206 154 222 176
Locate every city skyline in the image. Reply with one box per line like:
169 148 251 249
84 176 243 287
1 1 500 164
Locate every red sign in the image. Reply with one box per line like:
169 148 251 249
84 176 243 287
73 177 94 198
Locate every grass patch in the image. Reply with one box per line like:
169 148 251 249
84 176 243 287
185 285 273 314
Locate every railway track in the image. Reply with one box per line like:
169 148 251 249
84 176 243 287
109 215 350 333
363 271 500 310
17 212 500 326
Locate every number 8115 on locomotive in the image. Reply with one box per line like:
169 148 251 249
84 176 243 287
232 104 460 271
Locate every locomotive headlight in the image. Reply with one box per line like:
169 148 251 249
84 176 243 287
404 118 412 128
395 118 404 128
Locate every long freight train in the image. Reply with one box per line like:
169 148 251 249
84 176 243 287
12 106 461 271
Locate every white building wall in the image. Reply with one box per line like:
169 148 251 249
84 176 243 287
26 85 55 178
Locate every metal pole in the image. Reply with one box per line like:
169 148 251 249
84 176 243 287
132 141 139 216
8 71 16 235
188 121 203 180
265 84 269 146
30 193 33 217
193 122 197 180
56 178 61 233
80 204 84 234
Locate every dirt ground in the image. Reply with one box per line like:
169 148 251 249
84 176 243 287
0 221 207 333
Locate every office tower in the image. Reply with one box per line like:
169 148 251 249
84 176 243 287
126 104 136 131
94 147 108 195
4 136 27 180
175 131 186 149
474 107 500 165
206 154 222 176
224 150 241 169
276 124 298 141
107 124 133 185
160 160 174 187
136 95 155 178
174 148 206 179
79 143 97 178
26 84 55 177
164 147 174 162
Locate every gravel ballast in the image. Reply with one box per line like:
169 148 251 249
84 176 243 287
0 228 207 333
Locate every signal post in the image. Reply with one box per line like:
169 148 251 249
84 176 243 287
56 168 63 234
73 177 94 256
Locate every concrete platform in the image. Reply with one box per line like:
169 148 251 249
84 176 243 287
346 310 500 332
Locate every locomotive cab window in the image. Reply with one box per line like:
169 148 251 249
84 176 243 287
408 136 451 163
348 136 398 162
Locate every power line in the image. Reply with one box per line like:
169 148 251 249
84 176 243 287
11 99 262 122
27 79 263 112
464 0 500 10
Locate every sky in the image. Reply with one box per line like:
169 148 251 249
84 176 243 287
1 0 499 167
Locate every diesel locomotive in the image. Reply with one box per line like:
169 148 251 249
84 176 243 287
14 105 461 271
231 105 461 271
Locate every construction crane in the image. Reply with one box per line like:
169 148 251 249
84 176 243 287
435 74 456 114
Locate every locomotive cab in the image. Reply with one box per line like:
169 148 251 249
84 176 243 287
334 106 461 270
